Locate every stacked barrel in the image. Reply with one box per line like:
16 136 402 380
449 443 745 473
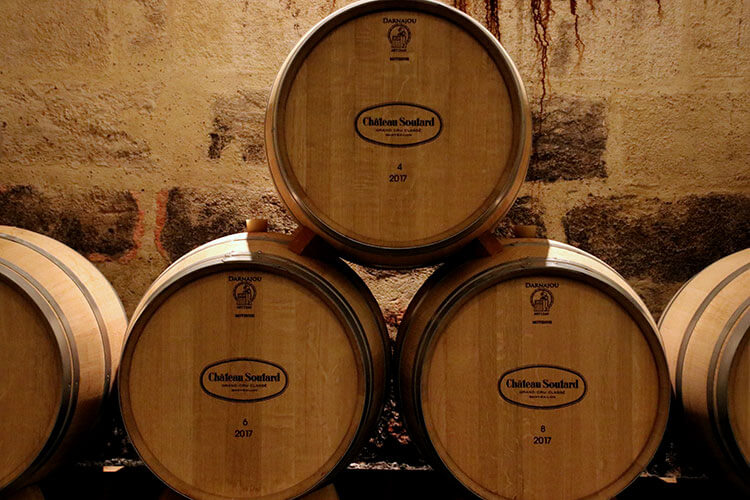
397 239 671 499
120 1 535 497
265 0 668 498
118 223 388 499
265 0 530 268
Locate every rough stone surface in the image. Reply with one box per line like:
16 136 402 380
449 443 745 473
0 83 153 164
528 96 607 182
494 195 548 238
608 91 750 191
357 384 423 466
0 185 142 262
207 90 267 164
563 194 750 317
348 264 435 341
564 194 750 281
156 187 297 262
0 1 110 77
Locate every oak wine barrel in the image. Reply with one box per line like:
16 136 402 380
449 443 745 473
659 248 750 491
397 238 670 499
0 226 127 492
119 226 388 500
266 0 531 267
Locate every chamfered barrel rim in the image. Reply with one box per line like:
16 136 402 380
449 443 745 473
713 302 750 478
0 265 75 491
266 0 531 266
659 249 750 488
396 241 671 500
0 225 126 492
119 252 379 500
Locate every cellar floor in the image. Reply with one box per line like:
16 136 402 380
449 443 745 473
4 465 745 500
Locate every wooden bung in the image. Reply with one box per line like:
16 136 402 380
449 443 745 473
397 238 670 500
0 226 127 492
119 226 388 500
659 248 750 491
265 0 531 267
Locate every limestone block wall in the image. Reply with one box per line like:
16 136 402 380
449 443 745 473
1 0 748 468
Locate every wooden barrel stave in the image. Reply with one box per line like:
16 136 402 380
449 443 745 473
398 238 670 500
659 249 750 490
266 0 531 267
0 226 127 492
119 231 387 500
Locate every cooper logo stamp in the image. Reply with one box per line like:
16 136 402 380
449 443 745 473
200 358 288 403
388 24 411 51
233 282 256 308
530 288 554 315
230 275 261 317
383 16 416 61
498 365 587 409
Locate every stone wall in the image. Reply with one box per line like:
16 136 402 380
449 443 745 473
1 0 748 470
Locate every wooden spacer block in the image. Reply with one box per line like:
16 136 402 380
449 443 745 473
245 219 269 233
288 226 335 260
512 225 539 238
473 231 505 257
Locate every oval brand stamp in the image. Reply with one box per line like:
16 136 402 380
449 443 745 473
355 102 442 147
498 365 587 409
200 358 288 403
